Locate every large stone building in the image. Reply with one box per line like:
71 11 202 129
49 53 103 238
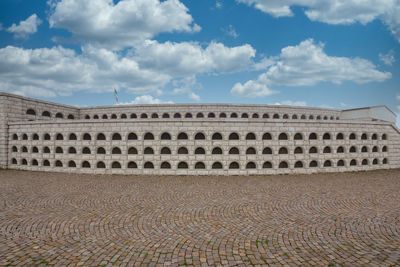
1 92 399 175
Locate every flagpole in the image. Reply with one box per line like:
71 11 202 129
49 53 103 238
114 88 119 104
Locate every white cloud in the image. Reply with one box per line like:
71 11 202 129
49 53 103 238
135 40 255 76
48 0 200 49
216 1 223 9
382 3 400 43
225 25 239 39
232 39 391 97
0 45 170 98
36 0 256 102
47 0 256 75
119 95 174 105
6 14 42 38
340 102 348 107
237 0 295 17
397 94 400 100
189 92 201 101
231 80 277 97
379 50 395 66
237 0 400 43
171 76 201 101
274 100 307 106
267 39 391 86
237 0 392 22
0 39 255 99
252 57 275 70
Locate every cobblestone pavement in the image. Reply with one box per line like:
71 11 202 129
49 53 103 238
0 170 399 266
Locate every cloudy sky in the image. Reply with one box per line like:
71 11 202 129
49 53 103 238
0 0 399 123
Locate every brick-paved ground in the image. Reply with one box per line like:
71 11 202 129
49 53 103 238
0 170 399 266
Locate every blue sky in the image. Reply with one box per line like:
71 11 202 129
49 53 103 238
0 0 399 124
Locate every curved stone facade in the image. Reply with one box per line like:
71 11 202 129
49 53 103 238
1 92 399 175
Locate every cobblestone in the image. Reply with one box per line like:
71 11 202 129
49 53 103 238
0 169 399 266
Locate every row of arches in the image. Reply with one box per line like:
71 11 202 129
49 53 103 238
12 145 389 155
11 132 388 141
26 109 75 119
84 112 340 121
11 158 389 169
26 108 341 121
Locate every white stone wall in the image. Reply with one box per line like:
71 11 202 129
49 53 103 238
0 93 79 122
0 95 8 168
6 119 399 175
79 104 342 122
1 92 399 174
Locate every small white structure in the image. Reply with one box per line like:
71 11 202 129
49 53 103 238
1 92 399 175
341 106 397 124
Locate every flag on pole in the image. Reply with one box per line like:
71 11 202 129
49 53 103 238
114 88 118 103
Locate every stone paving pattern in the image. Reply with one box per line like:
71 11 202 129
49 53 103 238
0 169 399 266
